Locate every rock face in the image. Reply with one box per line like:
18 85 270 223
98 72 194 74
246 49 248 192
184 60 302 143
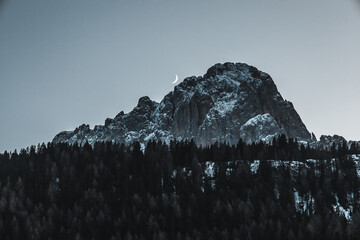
53 62 312 146
312 135 348 150
239 113 285 143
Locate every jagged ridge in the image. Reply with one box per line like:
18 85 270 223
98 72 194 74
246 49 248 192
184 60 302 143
53 62 312 146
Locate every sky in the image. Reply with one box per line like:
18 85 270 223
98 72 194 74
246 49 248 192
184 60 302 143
0 0 360 152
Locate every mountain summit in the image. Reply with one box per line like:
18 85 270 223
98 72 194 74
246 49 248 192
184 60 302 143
53 62 311 146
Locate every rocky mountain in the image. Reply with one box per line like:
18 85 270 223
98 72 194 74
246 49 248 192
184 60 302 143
53 62 312 147
316 135 347 149
312 134 360 150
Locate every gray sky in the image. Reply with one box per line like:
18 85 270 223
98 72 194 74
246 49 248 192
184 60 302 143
1 0 360 152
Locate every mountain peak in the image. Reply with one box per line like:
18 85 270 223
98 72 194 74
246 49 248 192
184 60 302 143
53 62 311 146
137 96 154 107
204 62 267 82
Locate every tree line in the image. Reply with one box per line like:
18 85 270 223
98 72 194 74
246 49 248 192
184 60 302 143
0 135 359 239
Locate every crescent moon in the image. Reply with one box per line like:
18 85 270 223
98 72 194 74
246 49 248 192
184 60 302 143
172 74 179 84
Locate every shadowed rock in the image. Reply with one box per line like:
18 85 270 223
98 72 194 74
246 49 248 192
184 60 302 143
53 62 312 146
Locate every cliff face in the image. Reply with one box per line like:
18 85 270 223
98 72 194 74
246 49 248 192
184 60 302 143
53 62 311 146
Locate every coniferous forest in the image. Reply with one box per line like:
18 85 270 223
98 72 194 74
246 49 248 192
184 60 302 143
1 136 360 239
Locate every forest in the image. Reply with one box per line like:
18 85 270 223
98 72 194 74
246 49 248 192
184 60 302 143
0 135 360 239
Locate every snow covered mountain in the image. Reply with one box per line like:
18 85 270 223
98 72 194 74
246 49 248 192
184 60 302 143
53 62 312 146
